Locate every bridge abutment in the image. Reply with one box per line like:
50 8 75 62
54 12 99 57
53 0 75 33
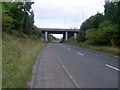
74 33 77 39
45 31 48 41
65 31 68 41
74 33 77 43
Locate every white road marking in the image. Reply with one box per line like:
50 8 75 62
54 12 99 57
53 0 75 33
62 65 80 88
77 52 84 56
53 50 80 88
106 64 120 71
67 48 70 51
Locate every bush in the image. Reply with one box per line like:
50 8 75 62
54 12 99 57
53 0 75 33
85 21 119 46
31 26 42 38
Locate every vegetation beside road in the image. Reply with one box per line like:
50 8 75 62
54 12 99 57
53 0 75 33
77 2 120 47
66 1 120 57
2 1 46 88
0 43 1 89
66 37 119 57
2 33 46 88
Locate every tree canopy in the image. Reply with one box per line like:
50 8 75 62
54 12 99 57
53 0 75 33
2 1 42 38
77 1 120 46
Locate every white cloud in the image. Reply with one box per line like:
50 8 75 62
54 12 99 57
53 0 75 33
32 0 105 29
45 23 67 29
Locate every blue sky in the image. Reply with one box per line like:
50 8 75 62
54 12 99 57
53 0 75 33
32 0 105 38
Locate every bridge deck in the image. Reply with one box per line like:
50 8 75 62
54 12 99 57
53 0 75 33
39 28 79 32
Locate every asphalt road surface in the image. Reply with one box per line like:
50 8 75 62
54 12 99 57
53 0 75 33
28 43 119 88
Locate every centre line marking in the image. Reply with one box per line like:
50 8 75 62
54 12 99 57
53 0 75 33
77 52 84 56
67 48 70 51
106 64 120 71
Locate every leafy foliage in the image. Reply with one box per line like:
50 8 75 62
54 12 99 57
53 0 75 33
31 26 42 39
77 13 104 42
2 1 41 38
77 1 120 46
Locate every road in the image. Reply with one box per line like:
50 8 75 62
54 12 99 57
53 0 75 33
28 43 119 88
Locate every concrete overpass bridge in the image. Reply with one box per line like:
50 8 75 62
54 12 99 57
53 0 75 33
39 28 79 42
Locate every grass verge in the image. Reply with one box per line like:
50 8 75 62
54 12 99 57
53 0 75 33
0 28 2 89
2 33 46 88
78 43 119 57
0 41 2 89
65 37 119 57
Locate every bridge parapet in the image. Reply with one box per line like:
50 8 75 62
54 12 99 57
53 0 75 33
39 28 79 32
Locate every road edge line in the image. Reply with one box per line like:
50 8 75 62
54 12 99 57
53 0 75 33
51 46 80 88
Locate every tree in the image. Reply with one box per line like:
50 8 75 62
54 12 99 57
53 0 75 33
22 1 34 34
104 2 115 22
2 2 14 31
77 13 104 42
2 1 35 35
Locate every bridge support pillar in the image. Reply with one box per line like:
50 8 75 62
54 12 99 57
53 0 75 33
45 31 48 41
65 31 68 41
74 33 77 43
74 33 77 39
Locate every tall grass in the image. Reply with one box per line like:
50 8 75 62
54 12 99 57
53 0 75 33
78 43 119 57
0 30 2 89
65 37 119 57
0 42 2 89
2 33 45 88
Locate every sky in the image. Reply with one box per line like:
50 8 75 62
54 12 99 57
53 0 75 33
32 0 105 39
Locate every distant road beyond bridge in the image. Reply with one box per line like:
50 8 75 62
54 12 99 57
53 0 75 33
39 28 79 41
